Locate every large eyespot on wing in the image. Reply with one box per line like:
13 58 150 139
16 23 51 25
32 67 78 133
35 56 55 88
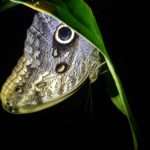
52 24 78 57
54 24 75 45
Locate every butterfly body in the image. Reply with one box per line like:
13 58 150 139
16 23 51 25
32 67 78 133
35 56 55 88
0 13 101 114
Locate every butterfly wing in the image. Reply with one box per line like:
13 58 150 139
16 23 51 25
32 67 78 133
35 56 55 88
0 13 101 114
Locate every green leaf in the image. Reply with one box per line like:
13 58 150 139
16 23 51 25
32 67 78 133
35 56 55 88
0 0 138 149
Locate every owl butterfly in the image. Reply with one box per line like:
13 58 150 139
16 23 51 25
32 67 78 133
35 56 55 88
0 13 102 114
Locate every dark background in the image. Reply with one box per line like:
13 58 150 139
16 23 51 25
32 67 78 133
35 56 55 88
0 0 145 149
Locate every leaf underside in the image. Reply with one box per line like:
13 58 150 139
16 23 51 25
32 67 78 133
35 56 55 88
0 0 138 149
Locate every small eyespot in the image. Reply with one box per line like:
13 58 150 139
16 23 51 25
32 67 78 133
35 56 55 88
55 63 68 73
55 24 75 44
15 86 23 93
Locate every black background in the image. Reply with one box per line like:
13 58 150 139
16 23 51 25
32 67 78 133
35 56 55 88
0 0 145 149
